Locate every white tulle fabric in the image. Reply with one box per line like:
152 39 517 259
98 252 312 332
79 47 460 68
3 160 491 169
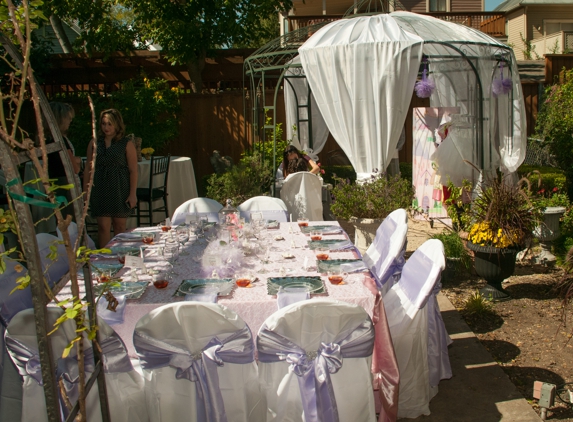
284 56 330 155
257 299 376 422
36 233 69 287
362 209 408 296
383 239 448 419
57 221 96 250
237 196 289 222
280 172 323 221
171 198 223 225
299 14 423 180
133 302 264 422
5 308 148 422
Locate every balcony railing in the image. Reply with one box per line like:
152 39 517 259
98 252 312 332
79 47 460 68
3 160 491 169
286 12 505 38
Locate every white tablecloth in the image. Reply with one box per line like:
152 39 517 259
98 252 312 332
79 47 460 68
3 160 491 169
128 156 198 227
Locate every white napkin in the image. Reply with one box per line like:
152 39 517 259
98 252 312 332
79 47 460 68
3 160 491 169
97 295 127 325
331 240 354 251
114 233 142 241
340 261 368 273
185 293 218 303
277 289 310 309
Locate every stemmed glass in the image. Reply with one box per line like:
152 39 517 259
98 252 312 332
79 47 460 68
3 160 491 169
255 241 271 274
162 243 180 276
176 226 190 255
197 216 209 240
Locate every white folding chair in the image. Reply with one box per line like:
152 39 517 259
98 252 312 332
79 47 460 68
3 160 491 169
383 239 448 419
280 172 323 221
36 233 69 287
237 196 289 222
363 208 408 295
5 308 148 422
133 302 264 422
171 197 223 225
257 298 376 422
0 260 32 327
57 221 97 250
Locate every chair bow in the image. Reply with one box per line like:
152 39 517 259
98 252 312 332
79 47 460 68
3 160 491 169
134 325 254 422
257 318 374 422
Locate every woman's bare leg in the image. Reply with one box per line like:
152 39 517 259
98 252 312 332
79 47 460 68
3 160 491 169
97 217 112 248
112 217 128 237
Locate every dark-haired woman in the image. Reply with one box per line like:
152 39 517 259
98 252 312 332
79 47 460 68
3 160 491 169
281 145 320 179
83 109 138 247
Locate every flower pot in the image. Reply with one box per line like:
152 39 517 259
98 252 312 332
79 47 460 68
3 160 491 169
535 206 566 242
143 154 151 160
466 241 518 301
349 217 383 255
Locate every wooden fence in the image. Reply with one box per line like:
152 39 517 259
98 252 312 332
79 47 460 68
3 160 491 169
545 54 573 84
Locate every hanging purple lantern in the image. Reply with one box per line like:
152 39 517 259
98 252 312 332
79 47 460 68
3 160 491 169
492 62 513 97
415 64 435 99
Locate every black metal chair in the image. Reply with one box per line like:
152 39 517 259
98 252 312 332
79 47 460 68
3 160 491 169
136 154 171 226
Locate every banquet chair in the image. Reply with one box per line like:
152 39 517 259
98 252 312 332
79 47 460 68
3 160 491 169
36 232 69 287
136 154 171 227
0 260 32 327
237 196 289 222
383 239 448 419
171 197 223 225
257 298 377 422
363 208 408 295
280 171 323 221
5 308 148 422
133 302 264 422
57 221 97 250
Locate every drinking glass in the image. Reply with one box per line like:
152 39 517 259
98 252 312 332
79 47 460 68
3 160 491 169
315 247 330 261
163 244 180 275
141 233 155 245
159 221 172 233
152 270 171 289
255 242 270 274
176 226 190 255
327 271 348 285
310 230 323 241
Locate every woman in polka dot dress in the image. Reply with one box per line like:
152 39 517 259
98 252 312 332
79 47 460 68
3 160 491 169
83 109 138 247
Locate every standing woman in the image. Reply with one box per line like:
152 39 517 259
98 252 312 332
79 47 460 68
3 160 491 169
83 109 138 247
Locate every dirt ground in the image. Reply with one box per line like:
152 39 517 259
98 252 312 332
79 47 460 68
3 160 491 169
341 216 573 420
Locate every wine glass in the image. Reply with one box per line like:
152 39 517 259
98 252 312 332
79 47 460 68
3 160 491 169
152 270 171 289
162 244 180 275
255 242 270 274
176 226 190 255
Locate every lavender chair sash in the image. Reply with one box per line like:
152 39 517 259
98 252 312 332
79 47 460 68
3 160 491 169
5 331 133 414
257 318 375 422
133 325 254 422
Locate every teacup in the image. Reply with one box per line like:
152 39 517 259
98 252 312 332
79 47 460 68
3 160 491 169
315 247 329 261
327 271 348 285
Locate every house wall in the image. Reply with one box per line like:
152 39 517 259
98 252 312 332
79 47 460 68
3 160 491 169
450 0 483 13
507 8 527 60
291 0 481 14
399 0 427 13
528 5 573 40
34 24 79 54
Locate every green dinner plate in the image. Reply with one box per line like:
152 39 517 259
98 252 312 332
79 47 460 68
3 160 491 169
317 259 362 273
300 225 343 234
94 281 148 299
267 276 325 295
175 279 233 297
308 239 352 250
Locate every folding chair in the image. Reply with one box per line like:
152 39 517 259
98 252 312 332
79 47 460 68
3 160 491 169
136 154 171 226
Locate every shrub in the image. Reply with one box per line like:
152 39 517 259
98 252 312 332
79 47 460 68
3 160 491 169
205 152 274 205
430 231 471 272
330 172 415 220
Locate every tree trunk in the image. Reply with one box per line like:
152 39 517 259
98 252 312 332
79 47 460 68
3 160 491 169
49 15 74 54
187 52 206 93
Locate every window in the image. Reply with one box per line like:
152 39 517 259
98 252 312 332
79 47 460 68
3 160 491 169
545 21 573 36
429 0 447 12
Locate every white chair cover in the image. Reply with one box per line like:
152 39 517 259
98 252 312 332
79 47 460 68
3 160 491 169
383 239 447 419
363 209 408 295
0 324 23 422
5 308 148 422
257 299 376 422
56 221 96 250
0 260 32 327
133 302 264 422
171 198 223 225
237 196 289 222
280 172 323 221
36 233 69 287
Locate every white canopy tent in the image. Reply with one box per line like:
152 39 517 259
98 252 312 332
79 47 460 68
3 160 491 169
246 11 526 186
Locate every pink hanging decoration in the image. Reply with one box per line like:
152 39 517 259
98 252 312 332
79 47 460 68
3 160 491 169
415 66 435 99
492 62 512 97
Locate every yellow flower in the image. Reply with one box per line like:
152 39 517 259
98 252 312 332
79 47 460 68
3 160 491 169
14 264 23 273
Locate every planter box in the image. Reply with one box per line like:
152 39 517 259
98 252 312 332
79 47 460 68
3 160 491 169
349 217 383 255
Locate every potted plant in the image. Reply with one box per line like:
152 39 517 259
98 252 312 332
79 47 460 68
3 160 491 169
330 171 415 253
466 175 542 301
141 147 155 160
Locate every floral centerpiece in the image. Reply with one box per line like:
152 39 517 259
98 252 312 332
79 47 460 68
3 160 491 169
330 171 415 253
141 147 155 160
466 175 542 300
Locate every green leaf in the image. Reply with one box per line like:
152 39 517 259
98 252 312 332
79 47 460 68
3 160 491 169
65 308 78 319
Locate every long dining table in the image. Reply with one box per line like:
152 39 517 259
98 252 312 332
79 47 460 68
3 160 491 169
62 220 400 420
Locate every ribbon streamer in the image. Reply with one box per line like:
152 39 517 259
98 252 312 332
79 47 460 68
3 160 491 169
6 178 68 209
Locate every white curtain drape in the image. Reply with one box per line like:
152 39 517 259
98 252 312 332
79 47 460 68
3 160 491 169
284 56 330 159
299 14 424 180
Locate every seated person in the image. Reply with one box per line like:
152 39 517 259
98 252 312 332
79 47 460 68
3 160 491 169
285 158 309 179
280 145 320 179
